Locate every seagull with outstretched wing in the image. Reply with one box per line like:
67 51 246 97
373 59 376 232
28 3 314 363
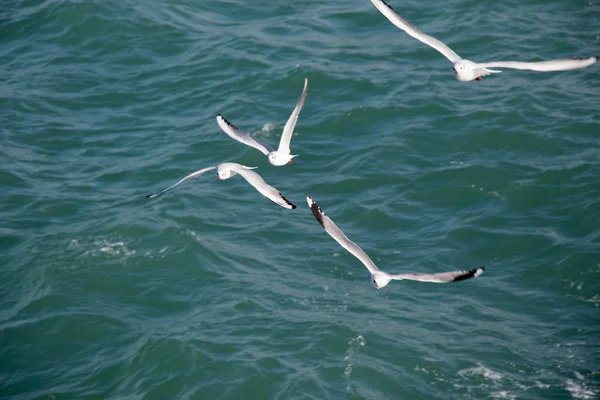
147 163 296 209
217 77 308 165
307 195 484 288
371 0 597 82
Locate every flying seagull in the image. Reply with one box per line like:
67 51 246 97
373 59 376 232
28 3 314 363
307 195 484 288
217 77 308 165
370 0 597 81
147 163 296 209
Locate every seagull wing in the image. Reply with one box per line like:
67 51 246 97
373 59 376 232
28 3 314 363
278 77 308 154
216 115 274 156
307 195 381 275
479 56 598 72
146 166 216 199
230 164 296 209
388 266 484 283
370 0 461 64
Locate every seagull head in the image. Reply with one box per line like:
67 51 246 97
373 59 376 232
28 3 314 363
452 61 469 81
216 165 233 180
371 273 391 289
453 60 480 82
268 152 297 166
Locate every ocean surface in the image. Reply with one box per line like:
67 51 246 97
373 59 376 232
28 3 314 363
1 0 599 399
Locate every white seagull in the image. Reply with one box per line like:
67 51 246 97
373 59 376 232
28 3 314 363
371 0 598 82
147 163 296 209
307 195 484 289
216 77 308 166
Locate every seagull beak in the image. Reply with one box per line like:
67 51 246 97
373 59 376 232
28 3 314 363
454 70 458 76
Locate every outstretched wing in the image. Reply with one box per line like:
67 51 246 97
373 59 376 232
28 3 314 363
479 56 597 72
307 195 380 275
230 164 296 209
216 115 274 156
389 266 484 283
370 0 461 64
278 77 308 154
146 166 216 199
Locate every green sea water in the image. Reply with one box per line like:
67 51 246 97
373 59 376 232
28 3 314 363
1 0 599 399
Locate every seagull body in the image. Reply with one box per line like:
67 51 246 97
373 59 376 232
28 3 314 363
147 162 296 209
217 78 308 166
307 196 484 289
370 0 598 81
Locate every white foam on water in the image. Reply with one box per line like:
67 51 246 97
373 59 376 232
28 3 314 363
535 381 551 389
261 122 275 133
452 363 557 399
578 294 599 308
414 365 430 375
565 378 596 399
490 391 517 400
414 361 448 384
185 229 203 244
565 279 583 290
97 241 136 258
70 236 168 262
343 334 366 393
458 363 504 382
574 371 585 380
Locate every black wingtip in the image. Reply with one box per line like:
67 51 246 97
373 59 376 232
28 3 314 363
307 195 325 228
570 56 597 61
280 193 296 210
217 114 237 128
146 195 152 199
378 0 398 13
452 266 485 282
